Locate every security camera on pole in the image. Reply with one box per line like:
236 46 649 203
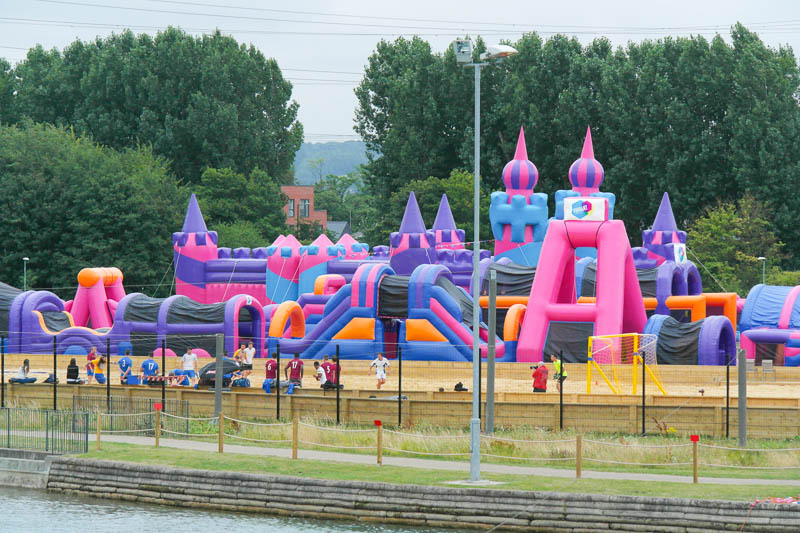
454 39 517 482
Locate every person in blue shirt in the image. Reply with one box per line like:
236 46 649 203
140 356 159 384
118 350 133 384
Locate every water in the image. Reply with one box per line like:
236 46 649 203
0 486 451 533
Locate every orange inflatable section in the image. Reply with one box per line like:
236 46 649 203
77 267 123 287
333 318 375 340
503 304 527 341
478 295 529 308
314 274 346 295
268 301 306 338
405 319 448 342
577 293 738 330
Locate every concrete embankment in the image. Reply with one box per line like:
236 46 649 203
47 456 800 532
0 449 52 489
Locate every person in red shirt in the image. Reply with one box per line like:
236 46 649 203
261 354 280 393
532 363 548 393
284 353 304 387
320 354 334 383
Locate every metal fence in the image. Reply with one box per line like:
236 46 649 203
0 407 88 453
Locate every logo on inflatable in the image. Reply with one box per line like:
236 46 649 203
571 200 593 219
245 296 252 305
674 243 687 265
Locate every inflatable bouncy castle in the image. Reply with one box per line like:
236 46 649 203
0 126 738 365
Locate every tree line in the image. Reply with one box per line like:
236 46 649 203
353 23 800 274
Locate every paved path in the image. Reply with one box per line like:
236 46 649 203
101 434 800 487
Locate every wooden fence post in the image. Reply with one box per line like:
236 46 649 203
155 409 161 448
292 414 298 459
218 412 224 454
575 435 582 478
96 413 102 451
691 435 699 484
377 422 383 466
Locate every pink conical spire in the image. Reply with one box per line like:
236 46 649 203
513 126 528 160
580 126 594 159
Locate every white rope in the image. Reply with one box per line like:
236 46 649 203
384 447 469 456
482 434 574 444
101 428 153 434
160 429 217 437
699 444 800 452
480 453 574 461
100 412 153 418
583 458 692 466
298 440 374 450
385 429 468 439
699 462 800 470
224 433 291 443
224 417 290 427
583 439 692 449
161 412 217 422
299 422 373 433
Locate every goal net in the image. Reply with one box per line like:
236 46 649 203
586 333 666 395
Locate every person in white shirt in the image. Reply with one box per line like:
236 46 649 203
181 347 198 386
368 353 390 390
242 341 256 378
313 361 327 388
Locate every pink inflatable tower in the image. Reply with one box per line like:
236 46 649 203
516 127 647 362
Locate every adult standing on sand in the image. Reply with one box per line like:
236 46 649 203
368 353 390 390
532 362 548 393
552 353 567 393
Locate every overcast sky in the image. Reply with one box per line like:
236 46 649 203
2 0 799 144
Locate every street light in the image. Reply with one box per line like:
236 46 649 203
22 257 29 291
757 257 766 285
455 39 518 482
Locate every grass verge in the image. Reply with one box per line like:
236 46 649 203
82 441 800 502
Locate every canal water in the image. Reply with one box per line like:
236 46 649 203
0 485 461 532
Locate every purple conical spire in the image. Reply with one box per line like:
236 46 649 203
182 193 208 233
652 192 679 232
432 194 457 230
398 192 427 233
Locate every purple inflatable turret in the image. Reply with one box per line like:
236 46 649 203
432 194 465 250
172 193 219 303
389 192 436 275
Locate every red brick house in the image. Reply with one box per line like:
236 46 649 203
280 185 327 229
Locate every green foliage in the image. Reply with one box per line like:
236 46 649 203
0 121 183 297
384 169 490 247
194 167 288 248
0 58 15 124
687 195 782 294
314 171 378 239
11 28 303 184
355 27 800 264
294 142 368 185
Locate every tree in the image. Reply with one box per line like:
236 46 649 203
354 28 800 265
0 121 183 297
687 195 783 295
194 167 288 248
314 170 378 238
12 28 303 184
0 58 15 124
385 169 491 247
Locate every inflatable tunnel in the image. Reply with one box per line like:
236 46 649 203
644 314 735 365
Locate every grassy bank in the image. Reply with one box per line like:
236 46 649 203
82 441 800 502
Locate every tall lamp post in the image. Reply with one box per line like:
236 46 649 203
757 256 766 285
22 257 29 291
455 40 518 482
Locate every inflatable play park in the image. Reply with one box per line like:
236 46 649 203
2 125 794 368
